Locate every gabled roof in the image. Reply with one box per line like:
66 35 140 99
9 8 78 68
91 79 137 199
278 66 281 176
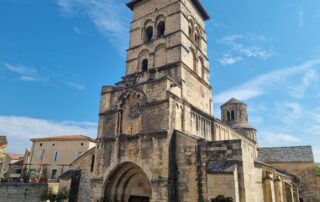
31 135 95 142
60 170 81 180
258 146 314 163
7 153 24 160
221 98 246 108
126 0 210 21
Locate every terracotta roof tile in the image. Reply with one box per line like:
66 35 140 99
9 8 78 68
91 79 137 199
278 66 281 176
7 153 24 160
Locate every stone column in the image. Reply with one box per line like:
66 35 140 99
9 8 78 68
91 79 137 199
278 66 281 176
264 173 276 202
274 176 284 202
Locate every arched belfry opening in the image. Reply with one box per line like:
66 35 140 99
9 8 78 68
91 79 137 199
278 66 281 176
142 59 148 71
157 21 165 37
145 26 153 42
104 163 152 202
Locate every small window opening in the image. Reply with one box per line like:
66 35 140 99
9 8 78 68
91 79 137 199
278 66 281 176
40 143 43 147
227 111 231 121
142 59 148 71
81 143 84 146
188 26 192 37
52 144 55 146
231 110 235 120
145 26 153 42
157 21 165 37
91 155 95 172
54 152 58 161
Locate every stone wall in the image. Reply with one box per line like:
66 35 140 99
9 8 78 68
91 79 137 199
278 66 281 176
269 162 320 202
0 183 47 202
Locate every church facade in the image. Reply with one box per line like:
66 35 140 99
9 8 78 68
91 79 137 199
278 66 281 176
69 0 319 202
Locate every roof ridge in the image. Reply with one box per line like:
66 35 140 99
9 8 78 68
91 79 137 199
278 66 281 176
260 145 312 149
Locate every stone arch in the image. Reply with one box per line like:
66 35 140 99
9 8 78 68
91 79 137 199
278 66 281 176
154 43 166 68
194 26 200 46
117 88 147 135
104 162 152 202
188 17 194 38
143 19 154 42
190 48 197 72
155 15 166 38
198 56 205 79
138 49 150 72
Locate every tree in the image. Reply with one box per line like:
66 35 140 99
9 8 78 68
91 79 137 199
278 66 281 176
40 187 56 202
211 195 233 202
316 164 320 176
40 186 69 202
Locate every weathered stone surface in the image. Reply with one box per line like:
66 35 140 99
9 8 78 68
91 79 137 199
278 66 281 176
0 183 47 202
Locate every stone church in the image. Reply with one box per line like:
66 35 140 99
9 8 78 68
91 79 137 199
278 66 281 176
66 0 320 202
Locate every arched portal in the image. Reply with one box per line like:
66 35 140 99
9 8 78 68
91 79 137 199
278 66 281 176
104 163 152 202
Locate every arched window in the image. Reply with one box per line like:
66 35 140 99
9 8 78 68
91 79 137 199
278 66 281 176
188 19 194 38
231 110 235 120
142 59 148 71
199 57 205 79
190 48 197 72
145 26 153 42
157 21 165 37
195 27 201 47
227 111 231 121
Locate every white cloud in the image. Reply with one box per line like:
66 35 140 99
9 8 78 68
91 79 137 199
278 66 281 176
219 34 272 61
215 59 320 104
57 0 130 56
2 62 87 91
73 26 84 35
260 131 300 146
0 115 97 153
278 102 302 124
288 69 319 98
3 63 46 82
298 10 304 28
65 81 86 90
219 55 242 65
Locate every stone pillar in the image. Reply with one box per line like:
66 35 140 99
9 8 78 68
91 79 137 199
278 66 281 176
264 173 276 202
274 176 284 202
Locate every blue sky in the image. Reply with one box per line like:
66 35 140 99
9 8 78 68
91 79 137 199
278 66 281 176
0 0 320 161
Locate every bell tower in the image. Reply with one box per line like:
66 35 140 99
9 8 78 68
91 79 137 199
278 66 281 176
92 1 213 201
221 98 257 141
124 0 212 116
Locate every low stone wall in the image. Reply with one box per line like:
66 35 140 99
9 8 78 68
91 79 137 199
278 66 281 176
0 183 47 202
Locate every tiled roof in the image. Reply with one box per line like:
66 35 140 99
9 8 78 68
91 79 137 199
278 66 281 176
31 135 95 142
221 98 246 107
60 170 81 180
258 146 314 163
7 153 24 160
126 0 210 21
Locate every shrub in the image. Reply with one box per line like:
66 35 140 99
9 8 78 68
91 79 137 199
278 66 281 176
316 164 320 176
40 187 56 202
40 186 69 202
211 195 234 202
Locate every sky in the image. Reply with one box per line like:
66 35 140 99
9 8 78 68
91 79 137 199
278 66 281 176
0 0 320 161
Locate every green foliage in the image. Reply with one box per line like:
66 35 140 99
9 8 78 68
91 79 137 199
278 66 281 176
316 164 320 176
56 187 69 202
211 195 234 202
40 186 69 202
40 187 56 202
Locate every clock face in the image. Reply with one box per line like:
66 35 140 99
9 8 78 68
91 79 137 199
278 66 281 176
128 104 142 121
